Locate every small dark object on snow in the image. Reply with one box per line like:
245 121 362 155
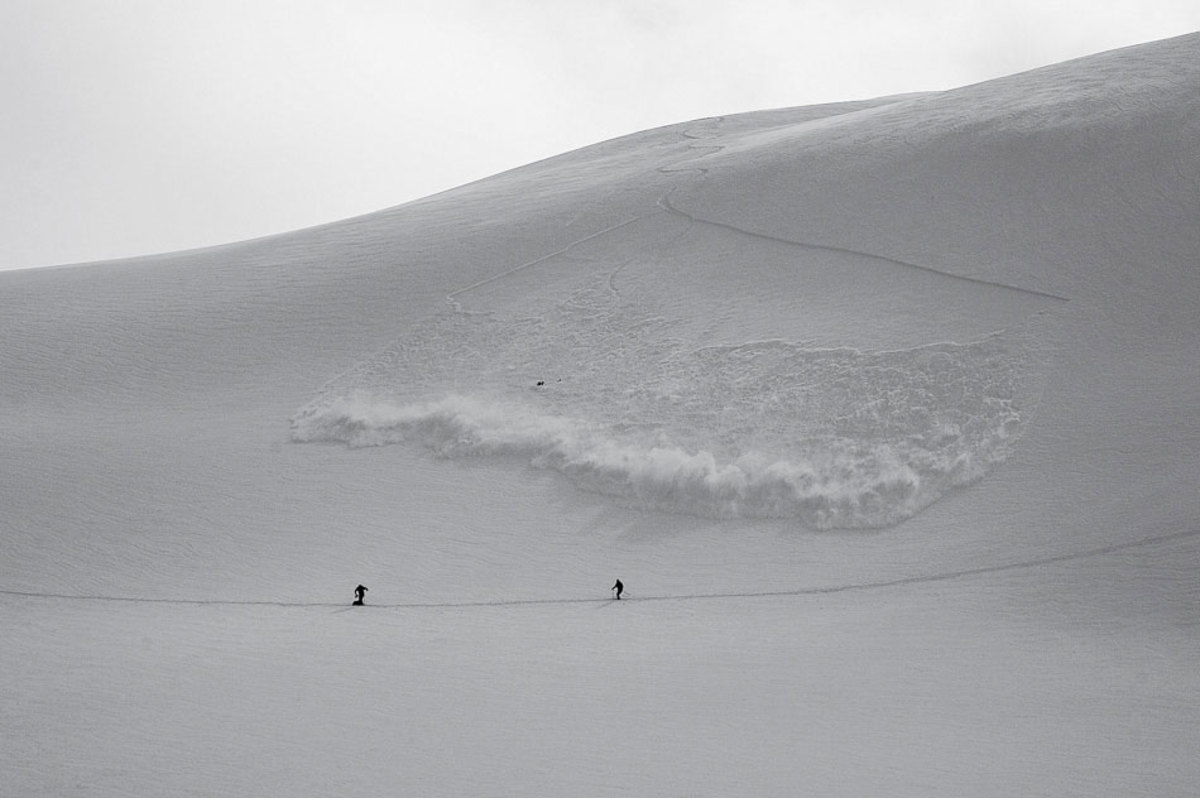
353 584 368 606
611 579 623 600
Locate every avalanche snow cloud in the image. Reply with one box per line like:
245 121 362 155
292 283 1038 528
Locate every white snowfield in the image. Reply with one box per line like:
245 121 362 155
3 33 1199 797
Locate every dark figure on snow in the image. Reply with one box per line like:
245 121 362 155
353 584 368 606
612 579 624 600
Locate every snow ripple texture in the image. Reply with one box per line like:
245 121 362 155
292 284 1028 528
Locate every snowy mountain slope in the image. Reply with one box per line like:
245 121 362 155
3 33 1199 798
288 36 1199 550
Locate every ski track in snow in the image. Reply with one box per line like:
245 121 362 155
660 116 1070 303
5 527 1195 610
657 188 1070 303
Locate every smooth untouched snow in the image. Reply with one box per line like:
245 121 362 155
3 34 1199 797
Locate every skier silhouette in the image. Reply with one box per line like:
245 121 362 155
353 584 368 606
611 579 623 600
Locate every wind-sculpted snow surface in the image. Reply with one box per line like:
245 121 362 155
293 284 1031 528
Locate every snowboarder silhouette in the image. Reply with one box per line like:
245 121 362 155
611 579 623 600
353 584 368 606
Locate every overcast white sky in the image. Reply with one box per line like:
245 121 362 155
2 1 1197 271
